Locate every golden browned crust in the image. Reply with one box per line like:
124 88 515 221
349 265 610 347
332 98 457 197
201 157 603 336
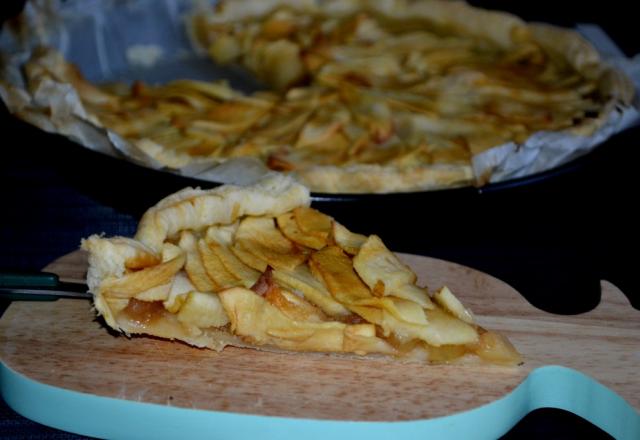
294 163 473 193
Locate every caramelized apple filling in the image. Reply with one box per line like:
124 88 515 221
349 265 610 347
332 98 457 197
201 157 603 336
121 299 167 327
82 176 521 365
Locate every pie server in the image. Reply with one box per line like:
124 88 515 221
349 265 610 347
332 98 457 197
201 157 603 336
0 272 91 301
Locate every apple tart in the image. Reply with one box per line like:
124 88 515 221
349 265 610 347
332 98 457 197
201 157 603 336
11 0 632 194
82 174 521 365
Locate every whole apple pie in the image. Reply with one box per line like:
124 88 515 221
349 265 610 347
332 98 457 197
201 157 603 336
13 0 632 193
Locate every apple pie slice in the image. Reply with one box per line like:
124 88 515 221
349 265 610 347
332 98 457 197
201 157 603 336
82 174 521 365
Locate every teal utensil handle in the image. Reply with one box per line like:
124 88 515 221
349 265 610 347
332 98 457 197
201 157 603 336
0 272 59 288
0 272 81 301
0 292 62 301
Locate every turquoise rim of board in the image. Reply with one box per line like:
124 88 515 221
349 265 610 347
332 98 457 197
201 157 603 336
1 362 638 439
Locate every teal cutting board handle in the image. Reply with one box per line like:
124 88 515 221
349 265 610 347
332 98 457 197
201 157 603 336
0 251 638 439
1 363 638 440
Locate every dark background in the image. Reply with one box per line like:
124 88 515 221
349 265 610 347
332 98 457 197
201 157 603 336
1 1 638 438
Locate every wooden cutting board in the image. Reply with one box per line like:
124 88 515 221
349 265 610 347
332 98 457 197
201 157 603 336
1 250 638 437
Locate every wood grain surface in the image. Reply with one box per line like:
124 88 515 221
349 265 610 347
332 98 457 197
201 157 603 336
0 250 637 421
